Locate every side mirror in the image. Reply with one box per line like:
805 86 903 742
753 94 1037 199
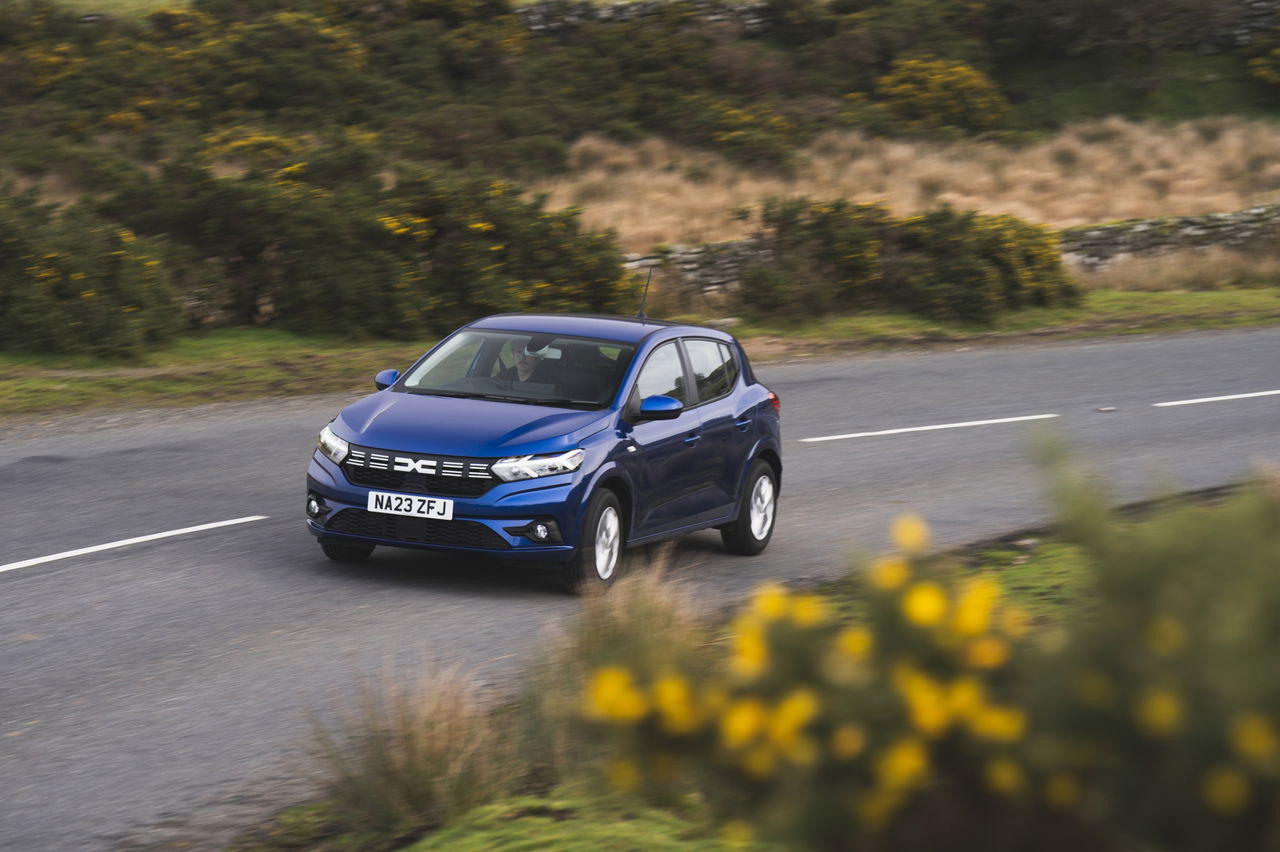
635 394 683 421
373 369 400 390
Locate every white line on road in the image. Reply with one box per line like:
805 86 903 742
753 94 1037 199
799 414 1060 443
0 516 270 576
1153 390 1280 408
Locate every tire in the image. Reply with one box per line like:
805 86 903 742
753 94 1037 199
720 459 778 556
320 539 375 563
561 489 624 594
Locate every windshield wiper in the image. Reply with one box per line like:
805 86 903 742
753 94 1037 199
523 397 601 409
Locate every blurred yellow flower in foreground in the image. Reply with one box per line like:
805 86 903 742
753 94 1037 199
722 698 768 749
721 820 755 847
902 582 948 626
968 704 1027 742
891 514 930 555
835 626 874 661
584 666 649 723
730 620 769 678
894 665 952 737
999 605 1032 638
876 736 930 791
869 556 910 590
1231 712 1279 763
1202 765 1251 815
984 757 1024 795
965 636 1011 669
653 673 699 735
953 576 1001 636
1135 687 1183 737
750 582 789 621
790 594 828 626
769 689 820 751
832 724 867 759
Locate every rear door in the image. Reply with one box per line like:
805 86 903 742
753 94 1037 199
682 337 751 521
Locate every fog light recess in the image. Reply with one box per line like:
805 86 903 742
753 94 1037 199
504 519 562 544
306 493 330 519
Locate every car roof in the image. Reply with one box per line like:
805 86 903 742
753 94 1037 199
469 313 728 345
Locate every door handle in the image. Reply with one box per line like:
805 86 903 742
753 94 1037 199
734 417 753 431
683 432 702 445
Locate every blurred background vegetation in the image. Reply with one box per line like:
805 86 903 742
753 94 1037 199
4 0 1280 356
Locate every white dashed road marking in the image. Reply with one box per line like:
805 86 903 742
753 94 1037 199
800 413 1060 443
1153 390 1280 408
0 516 270 576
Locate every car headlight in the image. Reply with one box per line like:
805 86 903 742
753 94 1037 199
317 424 349 464
492 448 586 482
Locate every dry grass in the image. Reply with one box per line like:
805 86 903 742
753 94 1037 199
531 117 1280 252
1074 246 1280 291
314 664 517 844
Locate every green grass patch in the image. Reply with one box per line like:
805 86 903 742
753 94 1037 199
2 289 1276 417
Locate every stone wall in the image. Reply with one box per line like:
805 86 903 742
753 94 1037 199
625 203 1280 301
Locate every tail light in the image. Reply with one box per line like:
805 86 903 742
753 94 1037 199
767 391 780 415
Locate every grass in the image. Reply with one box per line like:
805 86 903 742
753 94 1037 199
2 289 1277 417
531 117 1280 252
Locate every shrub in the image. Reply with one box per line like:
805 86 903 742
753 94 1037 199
0 190 180 357
875 56 1010 134
573 470 1280 851
741 198 1077 324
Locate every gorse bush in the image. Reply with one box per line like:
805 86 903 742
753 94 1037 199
572 471 1280 851
0 189 180 357
875 56 1010 134
741 198 1077 323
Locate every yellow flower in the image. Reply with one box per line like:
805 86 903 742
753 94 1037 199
869 556 910 590
968 704 1027 743
1135 687 1183 737
790 594 828 626
1231 713 1278 763
730 620 769 679
875 736 930 792
953 576 1000 636
984 758 1024 795
902 582 948 627
895 665 952 737
467 221 495 231
1143 616 1186 656
607 759 639 792
1044 772 1081 809
965 636 1011 669
835 626 874 661
1072 671 1114 709
832 724 866 759
947 676 985 719
1202 765 1251 816
583 666 649 723
721 698 767 749
653 673 699 735
750 582 789 621
769 689 819 750
891 514 930 555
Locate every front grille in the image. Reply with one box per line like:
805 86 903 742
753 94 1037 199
341 445 495 497
326 509 511 550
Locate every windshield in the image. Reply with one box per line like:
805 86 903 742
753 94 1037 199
399 330 636 409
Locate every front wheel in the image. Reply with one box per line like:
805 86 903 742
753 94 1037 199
561 489 624 594
320 539 375 563
720 459 778 556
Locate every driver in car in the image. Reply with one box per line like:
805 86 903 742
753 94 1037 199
502 337 560 386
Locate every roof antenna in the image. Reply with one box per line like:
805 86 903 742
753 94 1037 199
637 266 654 320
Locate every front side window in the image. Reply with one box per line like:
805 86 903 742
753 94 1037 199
633 341 688 404
684 338 739 402
400 330 634 408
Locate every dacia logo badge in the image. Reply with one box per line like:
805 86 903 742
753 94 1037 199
393 457 437 474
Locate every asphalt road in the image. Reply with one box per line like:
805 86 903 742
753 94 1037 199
1 328 1277 850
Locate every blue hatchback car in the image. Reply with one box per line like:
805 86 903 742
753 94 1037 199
306 314 781 590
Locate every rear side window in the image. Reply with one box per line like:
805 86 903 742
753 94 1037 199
684 338 739 402
634 341 688 404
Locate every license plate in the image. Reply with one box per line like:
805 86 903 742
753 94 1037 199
367 491 454 520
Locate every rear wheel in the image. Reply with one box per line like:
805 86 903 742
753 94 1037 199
721 459 777 556
561 489 624 594
320 539 375 563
